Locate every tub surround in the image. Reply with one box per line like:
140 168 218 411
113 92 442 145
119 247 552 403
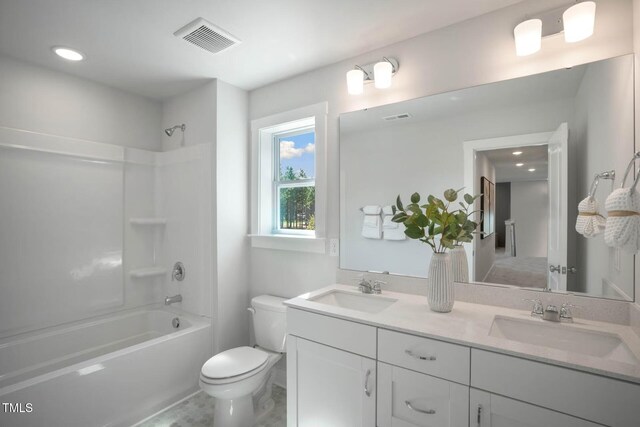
286 284 640 384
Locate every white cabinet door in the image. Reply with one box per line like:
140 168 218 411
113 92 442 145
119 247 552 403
470 389 602 427
378 362 468 427
287 336 376 427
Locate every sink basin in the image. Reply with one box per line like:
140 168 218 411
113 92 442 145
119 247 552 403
310 290 397 314
489 316 639 365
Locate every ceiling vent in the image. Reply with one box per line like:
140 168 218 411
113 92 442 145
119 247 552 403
383 113 412 121
174 18 241 54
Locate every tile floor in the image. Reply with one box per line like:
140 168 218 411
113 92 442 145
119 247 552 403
138 385 286 427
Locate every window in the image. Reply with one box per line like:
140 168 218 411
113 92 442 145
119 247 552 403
273 127 315 234
251 102 327 253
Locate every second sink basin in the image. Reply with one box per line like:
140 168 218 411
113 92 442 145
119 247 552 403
489 315 639 365
310 290 397 314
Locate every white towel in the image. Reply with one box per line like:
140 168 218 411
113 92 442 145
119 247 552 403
362 214 382 239
575 196 606 238
362 205 382 215
604 188 640 253
382 205 405 240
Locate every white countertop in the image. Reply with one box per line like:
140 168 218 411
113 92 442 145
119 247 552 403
284 284 640 385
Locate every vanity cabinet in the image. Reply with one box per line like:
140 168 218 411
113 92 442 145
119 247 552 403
378 362 468 427
286 307 640 427
287 336 376 427
469 389 602 427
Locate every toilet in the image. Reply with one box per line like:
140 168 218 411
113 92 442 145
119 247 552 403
199 295 287 427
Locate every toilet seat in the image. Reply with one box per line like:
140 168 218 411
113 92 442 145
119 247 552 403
200 346 269 385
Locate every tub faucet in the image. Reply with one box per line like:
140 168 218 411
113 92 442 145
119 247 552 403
165 294 182 305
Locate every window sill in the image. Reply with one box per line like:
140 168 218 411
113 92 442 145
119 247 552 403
249 234 326 254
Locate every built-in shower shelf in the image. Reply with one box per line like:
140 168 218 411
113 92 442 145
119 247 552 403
129 267 167 278
129 217 167 226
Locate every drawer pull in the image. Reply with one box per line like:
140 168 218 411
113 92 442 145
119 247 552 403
405 400 436 415
364 369 372 397
405 349 436 361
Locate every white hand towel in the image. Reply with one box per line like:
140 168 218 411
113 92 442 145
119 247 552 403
362 214 382 239
382 205 405 240
362 205 382 215
575 196 606 238
382 205 394 216
604 188 640 253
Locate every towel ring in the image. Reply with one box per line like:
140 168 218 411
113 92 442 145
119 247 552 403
588 170 616 198
620 152 640 191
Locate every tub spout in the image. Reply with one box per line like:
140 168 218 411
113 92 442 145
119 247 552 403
165 294 182 305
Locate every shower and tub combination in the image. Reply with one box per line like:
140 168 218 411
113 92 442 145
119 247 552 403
0 124 213 426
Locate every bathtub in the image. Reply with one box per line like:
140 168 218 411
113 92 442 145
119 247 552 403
0 306 211 427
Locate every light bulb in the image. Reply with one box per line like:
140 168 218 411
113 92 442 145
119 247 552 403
374 61 393 89
563 1 596 43
514 19 542 56
53 47 84 61
347 69 364 95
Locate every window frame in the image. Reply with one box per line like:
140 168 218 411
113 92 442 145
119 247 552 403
250 102 327 253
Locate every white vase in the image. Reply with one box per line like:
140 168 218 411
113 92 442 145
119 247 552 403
427 253 454 313
450 246 469 283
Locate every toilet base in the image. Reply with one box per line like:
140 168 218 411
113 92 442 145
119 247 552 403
213 394 254 427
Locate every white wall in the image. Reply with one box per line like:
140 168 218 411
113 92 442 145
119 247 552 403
160 79 250 355
161 82 217 151
0 54 162 150
249 0 633 300
475 152 497 280
510 181 549 259
214 80 250 353
572 55 634 297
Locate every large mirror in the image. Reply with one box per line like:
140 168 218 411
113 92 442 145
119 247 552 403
339 54 635 301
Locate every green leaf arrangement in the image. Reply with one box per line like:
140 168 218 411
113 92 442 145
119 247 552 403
392 188 481 253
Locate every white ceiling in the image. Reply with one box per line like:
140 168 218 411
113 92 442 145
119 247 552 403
484 145 548 182
0 0 524 99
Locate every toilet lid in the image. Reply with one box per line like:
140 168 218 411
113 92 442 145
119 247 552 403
201 346 268 379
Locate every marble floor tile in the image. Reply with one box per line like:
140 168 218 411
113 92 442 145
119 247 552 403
138 385 286 427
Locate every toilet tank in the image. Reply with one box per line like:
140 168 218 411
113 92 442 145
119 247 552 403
251 295 288 352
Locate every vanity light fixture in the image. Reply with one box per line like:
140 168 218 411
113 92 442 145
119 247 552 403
514 1 596 56
516 163 524 167
52 46 84 61
563 1 596 43
347 67 366 95
514 19 542 56
513 151 523 156
346 57 399 95
528 168 536 172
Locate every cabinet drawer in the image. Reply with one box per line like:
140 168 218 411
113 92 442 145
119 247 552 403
471 349 640 427
287 308 376 358
378 362 468 427
378 329 470 385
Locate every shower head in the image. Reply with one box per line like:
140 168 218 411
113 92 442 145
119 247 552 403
164 124 186 137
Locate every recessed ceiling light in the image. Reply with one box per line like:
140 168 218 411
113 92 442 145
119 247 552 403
52 47 84 61
528 168 536 172
513 151 523 156
516 163 524 167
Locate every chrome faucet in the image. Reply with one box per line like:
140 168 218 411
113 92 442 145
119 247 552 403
560 303 577 322
523 299 544 317
358 277 374 294
165 294 182 305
